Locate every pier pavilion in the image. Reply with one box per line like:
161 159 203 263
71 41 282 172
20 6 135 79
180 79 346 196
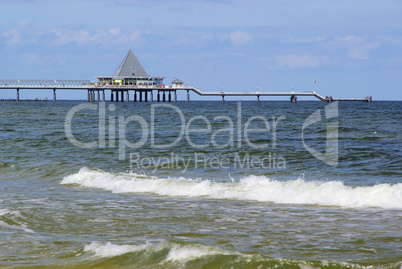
95 49 167 102
96 49 164 87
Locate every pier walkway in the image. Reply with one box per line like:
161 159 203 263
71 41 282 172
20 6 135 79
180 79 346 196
0 79 372 102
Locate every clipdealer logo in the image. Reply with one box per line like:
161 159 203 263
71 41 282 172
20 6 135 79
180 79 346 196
64 102 286 158
302 102 338 167
64 101 339 168
128 152 285 173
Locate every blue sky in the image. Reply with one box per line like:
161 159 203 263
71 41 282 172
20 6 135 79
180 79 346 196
1 0 401 100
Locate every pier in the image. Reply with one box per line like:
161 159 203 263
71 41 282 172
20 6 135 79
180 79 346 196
0 50 372 103
0 80 373 103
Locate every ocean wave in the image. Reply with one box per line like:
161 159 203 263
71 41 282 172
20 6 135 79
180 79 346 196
62 167 402 209
83 240 247 268
84 241 148 258
82 240 401 269
0 209 34 233
84 240 233 263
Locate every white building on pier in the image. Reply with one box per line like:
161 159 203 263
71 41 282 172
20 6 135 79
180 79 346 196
96 49 165 88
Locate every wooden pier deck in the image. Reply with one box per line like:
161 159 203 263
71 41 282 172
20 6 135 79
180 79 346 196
0 79 372 102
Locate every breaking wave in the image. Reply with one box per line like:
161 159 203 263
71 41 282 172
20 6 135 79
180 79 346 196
82 240 401 269
0 209 34 233
84 240 233 262
62 167 402 209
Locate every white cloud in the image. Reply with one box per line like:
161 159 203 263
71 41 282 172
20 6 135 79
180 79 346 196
0 19 33 47
109 29 142 45
325 35 381 60
50 28 142 46
229 31 251 47
127 29 141 42
109 28 121 36
51 29 101 45
1 28 22 46
273 54 325 69
287 36 327 43
348 41 380 60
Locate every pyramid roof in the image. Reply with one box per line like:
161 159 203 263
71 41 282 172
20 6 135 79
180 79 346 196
113 50 149 77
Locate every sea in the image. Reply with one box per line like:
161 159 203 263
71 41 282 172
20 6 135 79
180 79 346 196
0 100 400 268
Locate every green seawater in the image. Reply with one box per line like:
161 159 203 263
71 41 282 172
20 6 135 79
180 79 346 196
0 100 401 268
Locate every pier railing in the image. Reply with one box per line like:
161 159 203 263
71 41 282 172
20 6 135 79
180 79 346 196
0 80 92 88
191 89 315 96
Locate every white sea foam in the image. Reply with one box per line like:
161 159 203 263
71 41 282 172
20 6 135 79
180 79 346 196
84 240 234 263
83 241 389 268
84 241 147 257
0 209 10 216
0 209 34 233
63 167 402 209
165 243 232 262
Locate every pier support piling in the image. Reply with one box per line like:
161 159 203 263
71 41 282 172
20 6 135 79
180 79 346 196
150 91 153 102
53 89 56 102
126 91 129 102
365 96 373 102
163 92 166 102
16 88 20 102
157 91 160 102
134 91 137 102
145 91 148 102
97 91 100 102
174 91 177 102
102 91 105 102
290 95 297 103
257 95 260 102
168 91 171 102
222 95 225 102
187 90 190 102
111 91 114 102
